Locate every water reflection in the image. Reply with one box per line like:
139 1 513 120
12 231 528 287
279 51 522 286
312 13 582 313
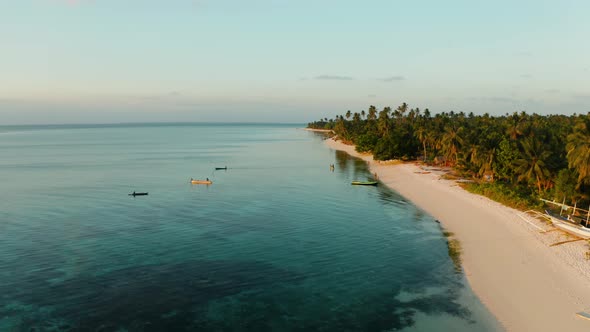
333 149 374 181
334 149 350 173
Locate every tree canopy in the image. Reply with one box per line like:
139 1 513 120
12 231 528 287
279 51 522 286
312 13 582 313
309 105 590 206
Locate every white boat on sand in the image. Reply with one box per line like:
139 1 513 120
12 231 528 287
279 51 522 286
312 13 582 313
541 198 590 239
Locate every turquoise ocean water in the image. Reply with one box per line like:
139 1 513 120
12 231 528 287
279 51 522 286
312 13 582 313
0 123 501 331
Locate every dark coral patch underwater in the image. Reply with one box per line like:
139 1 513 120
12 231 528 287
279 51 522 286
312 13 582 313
2 259 473 332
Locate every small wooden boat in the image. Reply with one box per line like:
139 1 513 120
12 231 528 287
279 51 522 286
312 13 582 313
215 167 227 170
129 192 148 196
191 179 212 185
351 181 378 186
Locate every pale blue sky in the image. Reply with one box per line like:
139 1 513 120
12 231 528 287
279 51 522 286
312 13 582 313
1 0 589 124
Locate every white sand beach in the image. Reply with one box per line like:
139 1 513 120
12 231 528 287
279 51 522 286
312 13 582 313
326 138 590 332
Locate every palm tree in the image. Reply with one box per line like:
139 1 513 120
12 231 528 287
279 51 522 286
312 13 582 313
361 110 366 119
477 147 496 179
377 107 391 137
367 106 377 121
397 102 408 117
506 112 524 140
426 131 441 157
352 112 361 123
465 143 479 170
414 127 428 162
514 136 551 193
566 117 590 187
345 110 352 120
441 125 464 165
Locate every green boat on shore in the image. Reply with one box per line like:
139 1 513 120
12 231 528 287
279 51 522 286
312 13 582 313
351 181 378 186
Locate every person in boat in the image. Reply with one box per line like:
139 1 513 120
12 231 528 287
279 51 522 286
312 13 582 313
133 191 136 195
206 178 209 181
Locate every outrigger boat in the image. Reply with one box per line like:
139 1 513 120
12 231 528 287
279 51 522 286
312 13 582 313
191 179 212 185
540 198 590 239
351 180 378 186
215 166 227 170
129 191 148 196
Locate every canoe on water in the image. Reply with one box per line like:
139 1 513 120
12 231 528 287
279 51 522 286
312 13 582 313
215 167 227 170
129 192 148 196
351 181 378 186
191 180 212 185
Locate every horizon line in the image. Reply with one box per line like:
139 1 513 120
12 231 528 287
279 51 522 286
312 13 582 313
0 121 306 127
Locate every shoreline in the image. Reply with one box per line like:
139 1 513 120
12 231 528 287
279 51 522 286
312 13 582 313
303 128 335 133
325 137 590 331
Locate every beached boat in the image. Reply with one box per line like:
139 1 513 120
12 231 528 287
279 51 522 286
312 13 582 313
191 180 212 185
544 209 590 239
541 198 590 239
351 181 378 186
129 192 148 196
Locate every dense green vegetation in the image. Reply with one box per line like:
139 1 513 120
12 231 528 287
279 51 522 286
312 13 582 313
308 105 590 209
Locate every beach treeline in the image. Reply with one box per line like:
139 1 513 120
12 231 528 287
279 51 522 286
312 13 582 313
308 105 590 209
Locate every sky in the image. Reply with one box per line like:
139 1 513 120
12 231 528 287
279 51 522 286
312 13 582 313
1 0 589 124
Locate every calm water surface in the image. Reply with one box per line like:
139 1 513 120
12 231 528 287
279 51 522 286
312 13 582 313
0 123 501 331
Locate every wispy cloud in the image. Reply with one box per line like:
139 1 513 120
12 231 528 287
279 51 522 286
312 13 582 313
544 89 560 93
378 76 405 82
314 75 354 81
520 74 533 79
367 94 377 98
